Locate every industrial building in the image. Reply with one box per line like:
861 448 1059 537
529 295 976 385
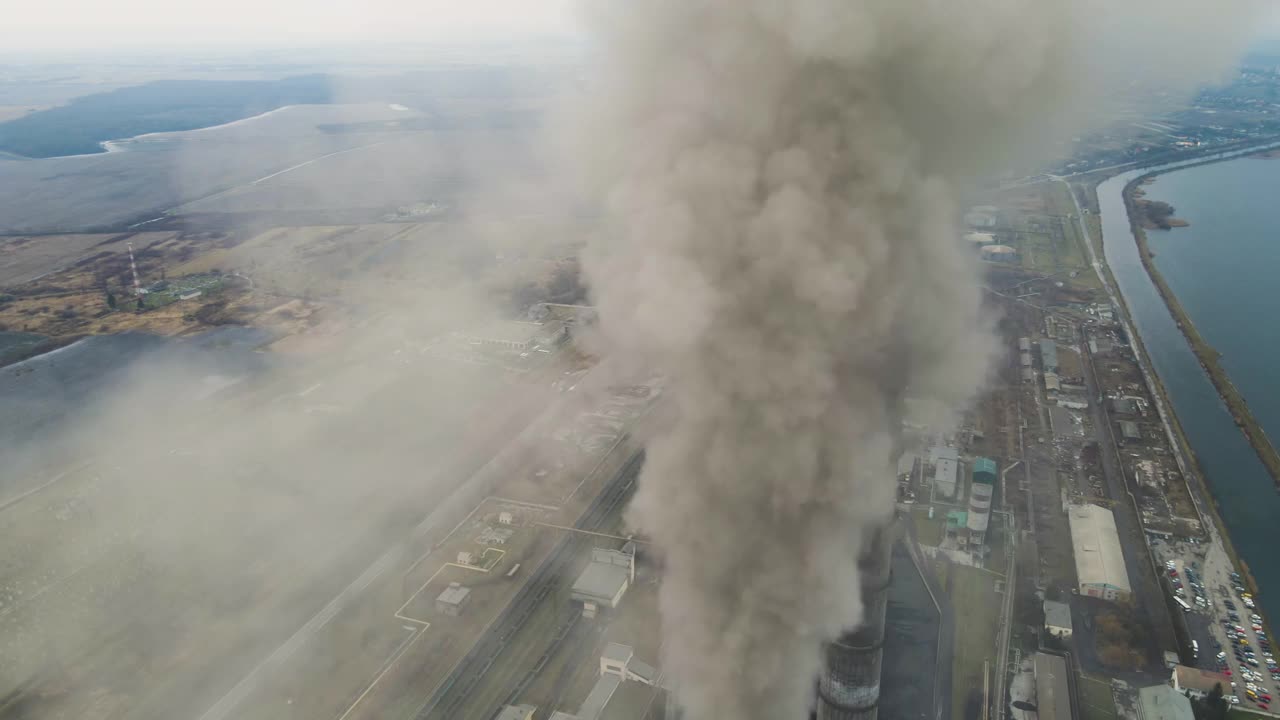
571 548 634 616
817 526 894 720
435 582 472 616
1068 504 1131 601
1033 653 1073 720
930 446 959 499
1039 339 1059 372
1044 372 1061 392
1170 665 1230 699
965 231 996 246
1119 420 1142 443
1138 684 1195 720
966 457 996 539
549 643 661 720
1043 600 1073 639
1019 337 1032 352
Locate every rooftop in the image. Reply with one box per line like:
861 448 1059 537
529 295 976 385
1068 504 1131 594
572 561 630 604
1138 684 1195 720
578 673 623 720
1119 420 1142 440
1040 339 1059 368
1034 653 1072 720
436 582 471 606
603 642 634 664
1172 665 1231 693
1043 600 1073 630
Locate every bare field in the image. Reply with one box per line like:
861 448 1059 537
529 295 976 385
0 232 176 287
171 223 419 299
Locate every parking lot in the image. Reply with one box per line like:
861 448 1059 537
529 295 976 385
1155 536 1278 709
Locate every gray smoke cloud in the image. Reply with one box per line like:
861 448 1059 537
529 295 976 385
570 1 1269 717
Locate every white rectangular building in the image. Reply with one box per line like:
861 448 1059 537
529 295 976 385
1068 504 1131 601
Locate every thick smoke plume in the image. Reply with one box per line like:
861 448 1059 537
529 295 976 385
572 1 1268 717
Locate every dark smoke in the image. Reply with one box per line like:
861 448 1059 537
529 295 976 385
570 1 1269 717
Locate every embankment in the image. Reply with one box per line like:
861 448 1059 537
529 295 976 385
1121 172 1280 492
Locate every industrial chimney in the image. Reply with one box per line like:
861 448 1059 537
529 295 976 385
815 522 895 720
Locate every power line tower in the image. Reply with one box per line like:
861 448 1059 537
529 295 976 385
127 243 144 311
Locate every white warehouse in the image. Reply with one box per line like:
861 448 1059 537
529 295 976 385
1068 504 1131 601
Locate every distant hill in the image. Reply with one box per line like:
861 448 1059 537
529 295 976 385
0 75 335 159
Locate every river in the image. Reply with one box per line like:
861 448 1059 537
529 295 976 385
1098 146 1280 628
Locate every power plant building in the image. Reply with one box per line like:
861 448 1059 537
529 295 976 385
966 457 996 539
817 526 894 720
1033 653 1073 720
1068 504 1131 601
571 548 635 615
930 446 959 499
1039 340 1059 372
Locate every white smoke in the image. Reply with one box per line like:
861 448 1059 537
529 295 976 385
569 1 1268 717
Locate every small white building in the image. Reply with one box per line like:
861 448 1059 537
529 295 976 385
498 511 514 525
435 582 471 616
1043 600 1073 639
456 551 474 566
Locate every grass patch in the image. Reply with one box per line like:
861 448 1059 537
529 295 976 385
911 508 945 547
1077 673 1119 720
948 564 1002 720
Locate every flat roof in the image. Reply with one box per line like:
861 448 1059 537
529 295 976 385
1034 653 1072 720
578 673 623 720
1068 504 1131 594
935 457 958 487
572 562 629 603
1173 665 1231 693
1138 685 1195 720
1043 600 1072 630
1040 339 1059 368
603 642 634 664
1119 420 1141 440
437 583 471 605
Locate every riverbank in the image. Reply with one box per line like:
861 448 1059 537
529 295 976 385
1078 176 1276 668
1120 170 1280 493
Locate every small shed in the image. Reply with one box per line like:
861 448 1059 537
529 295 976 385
435 582 471 616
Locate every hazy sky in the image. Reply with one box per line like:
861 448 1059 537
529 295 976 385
0 0 577 52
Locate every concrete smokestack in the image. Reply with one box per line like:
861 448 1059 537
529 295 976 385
817 524 894 720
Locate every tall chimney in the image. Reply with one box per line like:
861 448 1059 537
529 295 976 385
815 523 894 720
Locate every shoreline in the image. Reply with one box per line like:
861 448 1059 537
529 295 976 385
1078 174 1280 659
1119 167 1280 493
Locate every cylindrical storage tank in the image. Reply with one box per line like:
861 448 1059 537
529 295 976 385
817 526 893 720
